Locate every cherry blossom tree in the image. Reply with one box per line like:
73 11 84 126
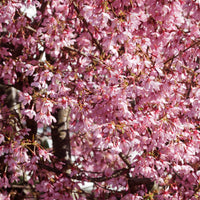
1 0 200 199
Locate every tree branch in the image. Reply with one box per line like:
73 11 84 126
119 152 131 168
164 40 200 65
72 1 103 54
38 161 129 183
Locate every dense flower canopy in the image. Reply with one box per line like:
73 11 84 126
1 0 200 199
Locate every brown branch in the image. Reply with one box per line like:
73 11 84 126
25 116 37 154
93 182 127 196
38 161 155 194
72 2 103 54
119 152 131 168
38 161 129 183
108 1 118 18
25 25 37 33
21 23 108 68
185 66 199 99
128 177 154 194
38 0 48 14
62 46 107 67
164 40 200 65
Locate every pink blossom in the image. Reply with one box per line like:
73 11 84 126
22 109 36 119
19 92 32 105
35 112 56 125
38 148 52 162
25 64 37 76
104 167 113 177
1 0 200 199
0 193 10 200
0 175 10 189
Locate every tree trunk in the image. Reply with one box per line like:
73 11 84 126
0 84 37 154
51 107 71 164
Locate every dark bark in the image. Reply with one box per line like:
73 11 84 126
128 177 154 194
51 107 71 163
0 84 19 108
0 84 21 128
25 117 38 153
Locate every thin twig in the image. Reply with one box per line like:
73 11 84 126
72 1 103 54
37 161 129 182
119 152 131 168
164 40 200 65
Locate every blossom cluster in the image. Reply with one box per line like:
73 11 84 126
0 0 200 199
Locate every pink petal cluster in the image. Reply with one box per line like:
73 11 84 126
0 0 200 199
